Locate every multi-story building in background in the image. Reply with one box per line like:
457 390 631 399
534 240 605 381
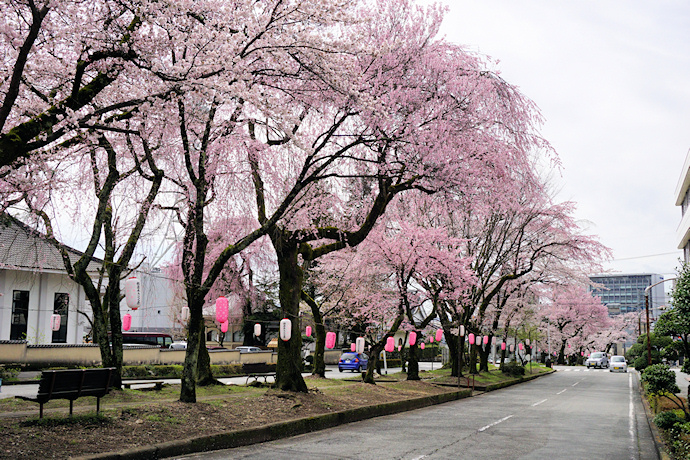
589 273 667 319
676 149 690 263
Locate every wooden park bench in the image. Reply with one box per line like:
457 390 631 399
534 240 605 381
242 362 276 384
16 368 115 418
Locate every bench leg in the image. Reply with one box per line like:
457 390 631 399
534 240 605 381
69 400 73 417
39 403 44 419
96 397 101 414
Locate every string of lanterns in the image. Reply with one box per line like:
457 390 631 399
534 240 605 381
120 284 552 356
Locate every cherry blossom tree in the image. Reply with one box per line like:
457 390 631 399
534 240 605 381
539 285 610 364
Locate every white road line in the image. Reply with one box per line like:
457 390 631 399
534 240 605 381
478 415 514 432
532 399 548 406
557 389 567 395
629 373 636 459
410 456 428 460
571 381 579 387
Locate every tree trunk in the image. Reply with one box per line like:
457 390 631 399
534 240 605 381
274 241 308 393
180 296 204 403
197 331 219 386
469 344 478 374
407 339 420 380
478 343 489 373
312 315 327 378
104 282 124 388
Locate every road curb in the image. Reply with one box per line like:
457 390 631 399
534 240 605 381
637 372 671 460
74 389 472 460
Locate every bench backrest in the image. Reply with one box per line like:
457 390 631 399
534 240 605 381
36 368 115 402
242 362 275 373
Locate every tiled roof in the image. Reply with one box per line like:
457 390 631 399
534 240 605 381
0 214 102 273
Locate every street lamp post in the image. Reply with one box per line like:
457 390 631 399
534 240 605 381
644 278 676 366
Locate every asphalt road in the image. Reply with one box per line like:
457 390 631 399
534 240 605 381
171 368 658 460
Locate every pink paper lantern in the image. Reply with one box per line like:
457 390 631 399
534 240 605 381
122 313 132 331
501 342 506 351
581 351 584 356
325 331 336 349
409 331 417 346
483 336 489 345
435 328 443 342
468 333 475 345
215 296 229 324
124 277 140 310
519 343 524 351
430 337 435 343
398 345 402 352
385 336 395 353
220 321 228 333
50 314 61 332
305 326 312 337
421 342 426 350
351 343 356 352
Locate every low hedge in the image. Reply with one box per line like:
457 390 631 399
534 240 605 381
122 364 244 379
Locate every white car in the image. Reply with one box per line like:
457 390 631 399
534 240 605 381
609 355 628 373
235 346 262 353
586 352 609 369
170 341 187 349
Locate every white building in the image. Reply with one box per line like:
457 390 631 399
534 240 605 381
0 214 179 344
675 149 690 263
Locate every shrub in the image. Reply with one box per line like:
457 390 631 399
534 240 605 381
682 360 690 375
654 410 684 430
501 362 525 377
0 365 20 381
641 364 680 396
634 356 649 372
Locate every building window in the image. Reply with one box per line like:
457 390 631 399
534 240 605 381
52 293 69 343
10 290 29 340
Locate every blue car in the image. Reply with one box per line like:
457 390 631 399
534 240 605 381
338 352 368 372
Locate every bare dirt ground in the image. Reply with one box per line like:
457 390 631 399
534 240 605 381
0 376 455 459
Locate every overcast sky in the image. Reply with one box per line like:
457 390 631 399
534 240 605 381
431 0 690 277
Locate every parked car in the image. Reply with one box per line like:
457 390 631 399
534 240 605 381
170 341 187 350
235 346 262 353
206 346 227 352
609 355 628 373
586 352 609 369
338 352 368 372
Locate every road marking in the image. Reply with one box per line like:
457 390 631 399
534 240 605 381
478 415 514 432
557 389 567 395
532 399 548 406
411 456 428 460
571 382 579 387
629 373 636 459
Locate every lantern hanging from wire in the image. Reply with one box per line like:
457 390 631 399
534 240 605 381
220 321 228 333
350 343 356 352
279 318 291 341
468 333 475 345
483 336 489 345
459 325 465 336
421 342 426 350
254 323 261 337
124 277 140 310
50 314 61 332
430 336 434 343
180 306 190 322
325 331 336 349
409 331 417 346
122 313 132 331
215 296 229 324
519 343 524 351
356 337 365 354
385 336 395 353
305 326 312 337
435 328 443 342
501 342 506 351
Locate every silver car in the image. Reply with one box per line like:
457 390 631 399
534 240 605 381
586 352 609 369
609 355 628 373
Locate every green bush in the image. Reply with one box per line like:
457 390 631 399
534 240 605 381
210 364 243 376
122 365 151 378
641 364 680 395
0 365 20 381
654 410 684 430
501 362 525 377
682 360 690 374
634 356 649 372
